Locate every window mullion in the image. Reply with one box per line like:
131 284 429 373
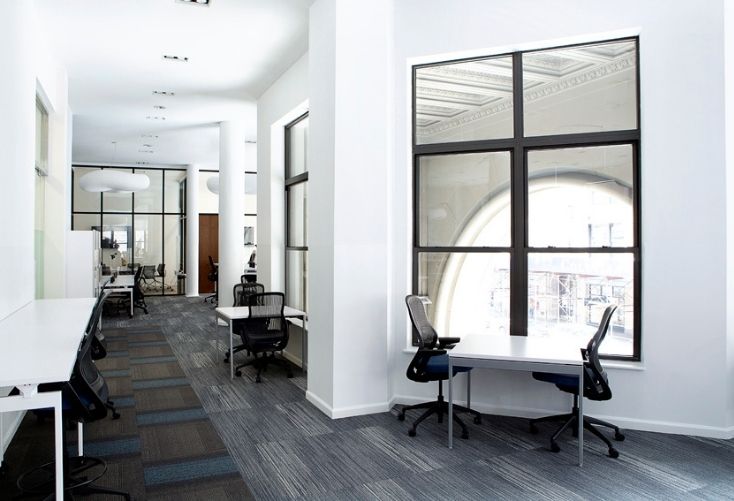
510 52 527 337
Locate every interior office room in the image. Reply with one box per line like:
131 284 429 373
2 0 734 499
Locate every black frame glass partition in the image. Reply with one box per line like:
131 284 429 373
71 165 187 296
412 38 641 360
285 112 309 313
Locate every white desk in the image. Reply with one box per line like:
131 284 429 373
215 306 307 379
100 275 135 317
0 298 96 499
447 334 585 466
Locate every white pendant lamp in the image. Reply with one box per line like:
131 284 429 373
79 169 150 193
206 175 220 194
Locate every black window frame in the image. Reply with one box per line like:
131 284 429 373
285 112 309 313
411 37 641 361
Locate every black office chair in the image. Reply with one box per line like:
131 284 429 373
155 262 166 290
204 255 218 304
529 304 624 458
234 292 293 382
225 282 266 364
399 295 481 439
141 264 157 290
116 265 148 315
17 302 129 499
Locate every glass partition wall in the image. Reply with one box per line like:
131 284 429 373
72 166 186 295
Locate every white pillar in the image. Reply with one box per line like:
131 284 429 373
185 164 200 296
218 121 246 305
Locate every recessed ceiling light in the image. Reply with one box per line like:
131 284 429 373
163 55 189 62
153 91 175 97
177 0 210 5
138 149 155 154
141 134 159 139
142 143 153 148
146 116 166 120
153 105 167 110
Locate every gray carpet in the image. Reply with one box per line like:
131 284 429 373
107 295 734 500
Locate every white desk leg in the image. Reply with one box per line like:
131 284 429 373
230 320 234 380
53 392 64 500
448 357 453 449
578 365 584 466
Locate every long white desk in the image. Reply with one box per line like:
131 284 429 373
100 275 135 317
215 306 307 379
447 334 585 465
0 297 96 499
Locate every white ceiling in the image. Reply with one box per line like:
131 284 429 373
35 0 312 168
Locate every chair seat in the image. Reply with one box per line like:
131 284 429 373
532 371 580 393
426 354 472 375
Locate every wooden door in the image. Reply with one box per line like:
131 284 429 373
199 214 218 293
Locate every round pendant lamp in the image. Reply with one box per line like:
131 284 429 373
79 169 151 193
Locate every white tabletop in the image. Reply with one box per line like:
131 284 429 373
0 298 96 387
100 275 135 288
449 334 583 366
216 305 306 321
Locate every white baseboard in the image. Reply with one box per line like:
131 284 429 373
390 395 734 439
281 350 303 368
306 391 391 419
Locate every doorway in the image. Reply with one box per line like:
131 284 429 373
199 214 218 293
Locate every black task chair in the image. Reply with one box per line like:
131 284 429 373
399 295 481 439
529 304 624 458
234 292 293 382
117 265 148 315
17 302 129 499
204 256 218 304
224 282 266 364
141 264 157 290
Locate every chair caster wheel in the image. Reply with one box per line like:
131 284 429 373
397 413 405 422
473 416 482 425
224 358 229 363
529 423 538 434
255 376 262 383
112 411 120 420
614 431 625 441
235 370 242 377
550 441 561 453
128 315 133 319
408 429 416 437
287 372 294 378
608 447 619 458
461 432 469 440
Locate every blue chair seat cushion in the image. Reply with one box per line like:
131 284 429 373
532 371 580 393
426 354 472 375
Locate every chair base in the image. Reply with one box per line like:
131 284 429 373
16 455 130 500
235 352 293 382
398 382 482 440
529 401 624 458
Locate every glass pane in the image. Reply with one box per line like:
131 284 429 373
244 173 257 214
244 215 256 245
419 151 511 247
528 145 633 248
415 55 513 145
528 252 633 357
164 170 186 213
417 252 510 338
164 215 184 294
199 171 219 214
287 116 309 178
101 214 133 276
73 167 101 212
102 169 133 213
523 39 637 136
72 213 100 231
134 215 163 294
286 250 308 312
134 169 162 213
287 182 307 247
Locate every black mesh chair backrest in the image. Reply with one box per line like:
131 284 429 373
240 292 288 351
88 290 111 360
233 282 265 307
142 265 156 279
582 304 618 401
405 295 438 349
67 328 109 423
157 263 165 277
133 265 143 283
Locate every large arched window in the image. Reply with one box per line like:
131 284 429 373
413 38 640 360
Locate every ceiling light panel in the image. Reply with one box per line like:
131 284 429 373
177 0 211 5
163 55 189 62
146 116 166 120
152 91 175 97
153 105 167 110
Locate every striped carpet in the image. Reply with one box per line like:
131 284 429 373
0 325 252 500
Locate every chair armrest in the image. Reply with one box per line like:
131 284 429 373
438 337 461 349
417 347 447 357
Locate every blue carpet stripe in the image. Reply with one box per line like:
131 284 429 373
137 407 208 426
144 455 240 487
128 340 169 347
102 369 131 378
68 437 141 457
106 350 129 358
129 355 177 365
132 377 189 390
113 396 136 408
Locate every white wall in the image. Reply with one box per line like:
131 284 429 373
725 0 734 429
389 0 731 437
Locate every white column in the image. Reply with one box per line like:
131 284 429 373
185 164 200 296
218 121 246 305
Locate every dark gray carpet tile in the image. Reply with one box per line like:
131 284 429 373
688 478 734 500
197 383 255 413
